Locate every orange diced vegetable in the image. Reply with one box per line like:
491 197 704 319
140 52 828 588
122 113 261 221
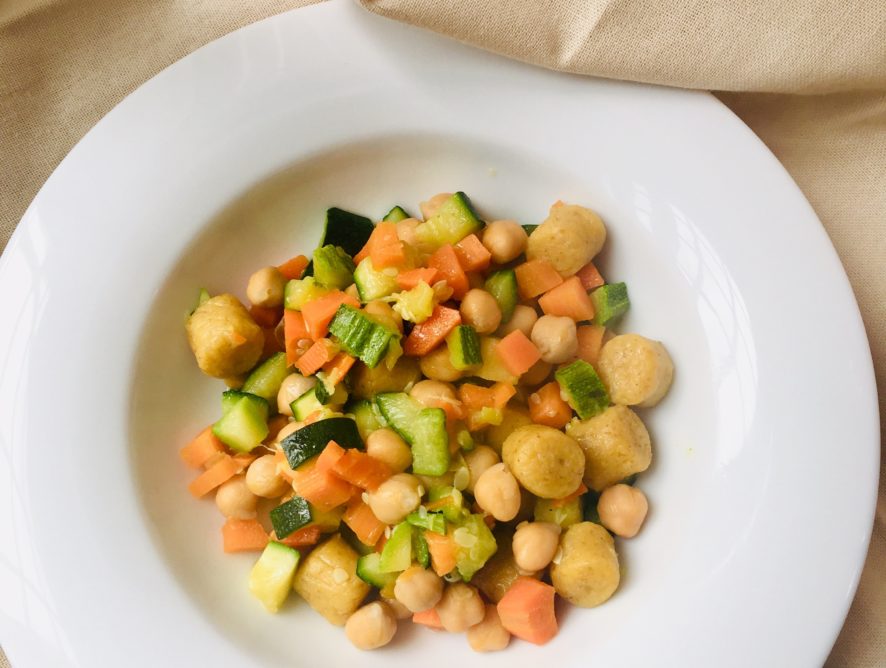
187 455 241 498
250 305 282 329
424 531 458 577
331 450 393 491
274 525 323 548
413 608 444 630
453 234 492 272
369 223 406 269
274 449 297 483
343 497 386 546
576 325 606 365
496 330 542 376
291 457 357 511
529 381 573 429
264 415 291 444
301 291 360 340
315 440 348 473
497 577 559 645
538 276 596 321
261 327 284 359
575 261 605 290
322 352 356 386
551 483 588 509
180 426 225 469
284 309 310 366
404 305 462 356
232 453 258 471
515 260 563 299
397 267 439 291
295 339 337 376
221 518 269 553
459 382 516 411
427 245 470 299
278 254 310 281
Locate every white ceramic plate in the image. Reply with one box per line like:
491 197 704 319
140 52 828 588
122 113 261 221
0 1 878 666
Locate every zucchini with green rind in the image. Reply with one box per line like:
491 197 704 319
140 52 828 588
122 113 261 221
248 541 300 613
414 192 483 250
328 305 400 368
353 257 399 302
346 399 385 440
279 417 363 469
383 205 411 222
270 496 313 538
427 486 467 523
413 529 430 568
356 552 398 588
213 393 269 452
522 224 539 236
379 522 413 573
406 510 447 535
447 325 482 370
484 269 518 323
555 359 610 419
321 208 375 257
590 282 630 326
241 352 290 403
312 245 356 289
535 496 585 528
220 389 269 418
375 392 450 476
452 514 497 581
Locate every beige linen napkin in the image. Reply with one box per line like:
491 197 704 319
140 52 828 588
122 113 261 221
0 0 883 665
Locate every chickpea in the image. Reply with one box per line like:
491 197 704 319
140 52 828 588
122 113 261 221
275 420 303 443
420 346 464 382
420 192 453 220
496 304 538 338
245 454 289 498
597 484 649 538
246 266 286 308
481 220 527 264
366 473 423 524
464 446 500 493
382 596 413 620
435 583 485 632
520 359 552 387
531 315 578 364
473 463 521 521
366 428 413 473
512 522 561 571
345 601 397 650
364 300 403 333
215 475 258 519
460 289 502 334
394 565 444 612
410 379 458 409
276 373 316 415
396 218 421 245
466 604 510 653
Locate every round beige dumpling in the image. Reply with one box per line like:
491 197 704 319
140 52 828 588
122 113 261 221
566 405 651 491
526 202 607 277
597 334 674 407
186 294 263 378
502 425 585 499
550 522 619 607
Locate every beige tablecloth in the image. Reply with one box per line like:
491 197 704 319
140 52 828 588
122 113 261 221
0 0 882 665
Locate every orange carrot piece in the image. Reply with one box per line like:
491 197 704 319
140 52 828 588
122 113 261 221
413 608 444 630
284 310 310 366
575 261 605 290
322 352 356 386
497 577 559 645
368 223 406 269
295 339 337 376
529 381 573 429
538 276 596 321
274 449 297 482
404 304 462 356
397 267 439 291
427 245 470 299
290 457 357 511
263 415 291 444
187 455 241 498
315 440 348 473
180 426 225 469
250 305 282 329
278 254 309 281
496 330 542 376
459 383 514 411
576 325 606 365
355 222 394 265
274 525 323 548
330 450 393 491
222 518 269 553
343 497 386 546
515 260 563 299
301 291 360 340
453 234 492 272
425 531 458 577
232 453 258 470
551 483 588 509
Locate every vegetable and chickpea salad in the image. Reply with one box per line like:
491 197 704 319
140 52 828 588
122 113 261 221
180 192 674 652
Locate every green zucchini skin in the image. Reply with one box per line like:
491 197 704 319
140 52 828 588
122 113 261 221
279 417 364 469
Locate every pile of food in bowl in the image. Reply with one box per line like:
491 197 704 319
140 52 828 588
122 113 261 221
179 192 674 652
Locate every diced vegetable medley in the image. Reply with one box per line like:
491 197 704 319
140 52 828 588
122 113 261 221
180 192 674 651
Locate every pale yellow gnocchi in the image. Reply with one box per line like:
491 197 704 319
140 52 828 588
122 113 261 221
597 333 674 407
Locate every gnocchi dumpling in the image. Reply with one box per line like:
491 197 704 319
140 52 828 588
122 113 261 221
502 424 585 499
185 293 263 378
550 522 620 607
526 202 607 277
566 405 652 491
597 334 674 407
